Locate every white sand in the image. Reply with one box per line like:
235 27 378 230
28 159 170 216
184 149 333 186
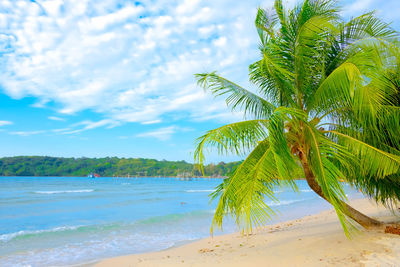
93 198 400 267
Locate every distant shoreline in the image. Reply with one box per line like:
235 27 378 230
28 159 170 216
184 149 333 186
0 175 228 179
0 176 308 180
0 156 241 178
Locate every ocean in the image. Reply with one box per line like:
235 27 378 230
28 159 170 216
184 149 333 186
0 177 362 266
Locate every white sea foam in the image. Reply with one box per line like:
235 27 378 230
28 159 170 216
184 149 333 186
34 189 94 194
0 225 81 242
185 189 214 193
0 230 196 267
267 199 306 206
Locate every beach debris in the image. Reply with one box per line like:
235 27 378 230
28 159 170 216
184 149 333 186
198 248 214 253
384 225 400 235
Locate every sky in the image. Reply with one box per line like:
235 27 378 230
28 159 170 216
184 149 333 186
0 0 399 163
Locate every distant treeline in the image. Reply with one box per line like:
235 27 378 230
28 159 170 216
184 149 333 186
0 156 242 177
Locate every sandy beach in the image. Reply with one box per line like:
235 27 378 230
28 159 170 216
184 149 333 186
93 198 400 267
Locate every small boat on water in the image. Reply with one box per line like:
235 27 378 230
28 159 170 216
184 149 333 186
88 173 101 178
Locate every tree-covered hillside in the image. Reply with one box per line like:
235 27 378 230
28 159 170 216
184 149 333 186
0 156 241 177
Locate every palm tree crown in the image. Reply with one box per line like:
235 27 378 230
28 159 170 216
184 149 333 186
194 0 400 235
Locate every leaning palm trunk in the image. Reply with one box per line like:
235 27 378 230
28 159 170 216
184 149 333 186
299 152 382 228
194 0 400 236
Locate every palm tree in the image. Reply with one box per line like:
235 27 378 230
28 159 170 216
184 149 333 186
194 0 400 235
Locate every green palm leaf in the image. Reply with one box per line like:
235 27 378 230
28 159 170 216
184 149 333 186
196 72 277 119
194 120 269 172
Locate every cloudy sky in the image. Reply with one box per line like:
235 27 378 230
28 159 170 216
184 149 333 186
0 0 399 162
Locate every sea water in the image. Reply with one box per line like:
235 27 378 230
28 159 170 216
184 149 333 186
0 177 362 266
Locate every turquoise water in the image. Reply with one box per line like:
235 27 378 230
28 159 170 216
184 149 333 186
0 177 362 266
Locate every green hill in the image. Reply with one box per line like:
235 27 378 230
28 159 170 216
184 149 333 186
0 156 241 177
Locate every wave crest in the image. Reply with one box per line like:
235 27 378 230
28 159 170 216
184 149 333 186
34 189 94 194
0 225 82 242
185 189 214 193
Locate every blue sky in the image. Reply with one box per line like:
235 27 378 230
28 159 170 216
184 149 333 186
0 0 399 163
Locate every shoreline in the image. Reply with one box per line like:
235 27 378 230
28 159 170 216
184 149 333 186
91 198 400 267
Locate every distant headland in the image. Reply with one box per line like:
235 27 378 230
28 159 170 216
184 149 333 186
0 156 240 178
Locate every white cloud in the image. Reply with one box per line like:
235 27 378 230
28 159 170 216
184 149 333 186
0 0 260 126
52 127 72 133
59 119 120 134
136 126 178 141
198 25 216 36
176 0 201 15
141 120 162 125
213 36 227 47
341 0 400 23
342 0 374 16
0 120 13 126
48 116 66 121
9 130 45 136
136 125 193 141
87 5 143 31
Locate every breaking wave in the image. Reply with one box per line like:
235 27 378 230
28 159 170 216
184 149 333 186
185 189 214 193
33 189 94 194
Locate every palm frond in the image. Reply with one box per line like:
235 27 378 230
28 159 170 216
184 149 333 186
255 8 278 45
308 62 363 113
294 14 338 101
342 12 397 42
267 107 305 180
327 131 400 178
249 45 296 106
210 139 282 233
194 120 269 173
195 72 277 119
